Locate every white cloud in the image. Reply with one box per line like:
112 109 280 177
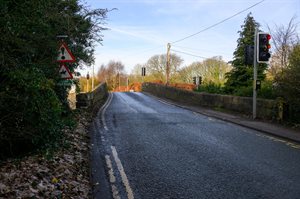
102 25 167 44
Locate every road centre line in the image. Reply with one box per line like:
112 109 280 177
102 93 114 131
111 146 135 199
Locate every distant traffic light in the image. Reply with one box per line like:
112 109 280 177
193 76 202 85
141 67 146 76
256 80 261 90
198 76 202 85
257 33 271 63
193 77 196 85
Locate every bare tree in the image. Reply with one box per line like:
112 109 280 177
97 60 125 90
145 53 183 82
268 16 299 79
177 56 231 85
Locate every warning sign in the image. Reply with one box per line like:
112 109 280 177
57 42 75 63
58 64 73 79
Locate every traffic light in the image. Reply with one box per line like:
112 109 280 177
198 76 202 85
141 67 146 76
257 33 271 63
193 77 196 85
245 45 254 65
256 80 261 90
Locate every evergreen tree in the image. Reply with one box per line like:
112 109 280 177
224 13 267 96
0 0 109 159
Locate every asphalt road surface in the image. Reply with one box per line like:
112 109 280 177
93 92 300 199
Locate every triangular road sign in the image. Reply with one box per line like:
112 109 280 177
59 64 73 79
57 42 75 63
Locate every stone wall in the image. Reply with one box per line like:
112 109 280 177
76 82 108 109
142 82 277 119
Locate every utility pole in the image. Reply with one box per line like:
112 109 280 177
253 27 258 119
166 43 171 85
127 78 129 91
119 72 121 91
92 65 94 91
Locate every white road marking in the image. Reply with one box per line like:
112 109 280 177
112 185 121 199
256 134 300 150
101 135 105 142
105 155 120 199
157 98 176 107
208 117 216 121
105 155 116 183
102 93 114 131
111 146 134 199
97 92 112 117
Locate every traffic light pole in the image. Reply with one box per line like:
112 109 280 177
253 28 258 119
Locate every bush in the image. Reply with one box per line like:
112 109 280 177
197 80 278 100
0 68 63 160
258 81 278 99
274 45 300 124
231 86 252 97
196 83 225 94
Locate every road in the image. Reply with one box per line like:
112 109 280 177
92 92 300 199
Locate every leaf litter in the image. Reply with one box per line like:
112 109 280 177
0 112 92 199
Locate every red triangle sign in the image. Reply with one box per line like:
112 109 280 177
57 42 75 63
59 64 73 79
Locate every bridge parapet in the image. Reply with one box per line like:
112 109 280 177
76 82 108 109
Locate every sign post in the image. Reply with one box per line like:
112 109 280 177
253 28 258 119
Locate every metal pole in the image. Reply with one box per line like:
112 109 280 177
119 72 120 91
87 79 89 92
166 43 171 85
92 65 94 91
253 27 258 119
127 78 129 91
141 67 144 83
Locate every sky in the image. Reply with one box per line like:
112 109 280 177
81 0 300 76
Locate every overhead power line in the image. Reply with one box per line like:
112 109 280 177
172 45 232 56
171 49 208 59
171 0 266 44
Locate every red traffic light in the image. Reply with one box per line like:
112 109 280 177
257 32 272 63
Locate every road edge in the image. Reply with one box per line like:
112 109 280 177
90 93 113 199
